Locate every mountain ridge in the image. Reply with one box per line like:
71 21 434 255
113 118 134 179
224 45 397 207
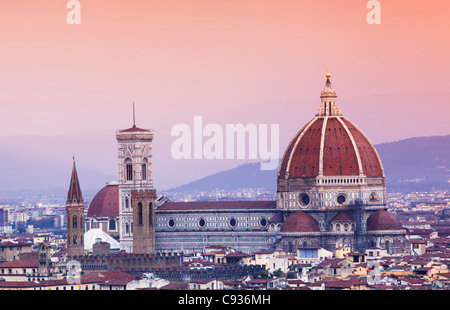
0 134 448 198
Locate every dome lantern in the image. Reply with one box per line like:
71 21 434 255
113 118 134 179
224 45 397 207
317 71 341 117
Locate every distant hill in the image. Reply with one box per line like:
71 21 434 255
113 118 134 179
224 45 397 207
167 135 450 193
165 162 278 193
377 135 450 192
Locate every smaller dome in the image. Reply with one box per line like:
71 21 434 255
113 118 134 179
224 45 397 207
281 211 320 233
331 211 354 222
269 211 284 223
87 184 119 218
367 210 403 231
84 228 120 251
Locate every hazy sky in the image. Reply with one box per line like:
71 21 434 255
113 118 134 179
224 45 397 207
1 1 449 189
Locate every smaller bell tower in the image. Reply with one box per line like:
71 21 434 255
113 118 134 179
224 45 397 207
131 189 156 254
66 158 85 259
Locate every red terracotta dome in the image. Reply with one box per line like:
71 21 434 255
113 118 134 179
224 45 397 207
87 183 119 218
280 211 320 233
366 210 403 231
278 73 384 179
331 211 354 222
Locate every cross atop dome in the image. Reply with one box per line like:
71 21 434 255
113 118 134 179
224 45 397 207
317 71 341 117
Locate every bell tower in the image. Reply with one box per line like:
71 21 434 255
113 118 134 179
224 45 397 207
66 158 85 258
116 105 154 253
131 189 156 254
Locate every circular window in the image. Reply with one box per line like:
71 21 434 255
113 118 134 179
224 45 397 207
336 194 347 205
198 218 206 228
167 218 175 228
229 218 237 228
259 218 268 228
298 193 310 207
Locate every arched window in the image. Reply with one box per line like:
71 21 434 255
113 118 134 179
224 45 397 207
109 219 116 230
73 235 78 245
142 158 148 181
125 223 129 234
125 158 133 181
148 202 153 225
138 203 143 225
73 216 77 229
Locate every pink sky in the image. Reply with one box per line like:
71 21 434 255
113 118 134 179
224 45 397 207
1 1 449 189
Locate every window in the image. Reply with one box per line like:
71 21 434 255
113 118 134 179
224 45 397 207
109 219 116 230
259 218 268 228
141 158 148 181
370 192 378 201
198 218 206 228
125 159 133 181
138 203 143 225
149 202 153 225
298 193 310 207
168 218 175 228
229 218 237 228
336 194 347 205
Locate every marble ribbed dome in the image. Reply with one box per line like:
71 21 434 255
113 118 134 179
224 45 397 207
278 73 384 180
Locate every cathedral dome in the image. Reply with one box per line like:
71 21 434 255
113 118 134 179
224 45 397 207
280 211 320 233
87 183 119 218
278 73 384 180
366 210 403 231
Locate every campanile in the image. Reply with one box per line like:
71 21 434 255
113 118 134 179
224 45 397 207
132 189 157 254
116 109 154 253
66 159 85 258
